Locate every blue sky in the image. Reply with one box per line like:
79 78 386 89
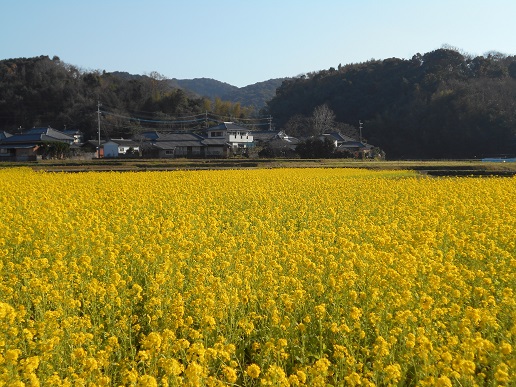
3 0 515 87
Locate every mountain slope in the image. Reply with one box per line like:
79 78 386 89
173 78 238 99
173 77 286 111
109 72 285 111
221 79 286 112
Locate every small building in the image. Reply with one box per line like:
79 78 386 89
103 138 140 158
320 132 374 158
320 132 357 147
252 130 299 157
139 131 205 158
202 137 228 158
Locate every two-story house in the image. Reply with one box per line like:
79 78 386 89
203 122 254 157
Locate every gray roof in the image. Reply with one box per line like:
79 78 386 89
1 127 74 144
0 131 12 141
140 131 204 141
153 140 204 149
337 142 369 150
208 122 251 132
106 138 139 147
279 137 300 145
202 138 228 146
252 130 281 141
322 132 357 143
253 130 299 144
27 127 75 141
157 132 204 141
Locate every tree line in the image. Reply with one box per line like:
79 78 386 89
265 47 516 159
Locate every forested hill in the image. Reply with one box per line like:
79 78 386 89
267 48 516 159
0 56 259 140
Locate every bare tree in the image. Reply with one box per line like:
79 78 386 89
145 71 169 100
313 104 336 134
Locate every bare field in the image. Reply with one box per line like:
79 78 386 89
2 158 516 176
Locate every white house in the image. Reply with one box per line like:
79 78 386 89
204 122 254 157
103 138 140 158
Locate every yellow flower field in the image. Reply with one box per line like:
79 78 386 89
0 167 515 386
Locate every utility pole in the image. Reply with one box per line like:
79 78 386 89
268 115 272 131
97 101 102 158
359 120 363 143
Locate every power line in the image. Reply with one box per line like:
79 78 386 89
99 107 273 128
101 110 206 125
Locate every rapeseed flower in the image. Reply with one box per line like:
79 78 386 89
0 168 514 385
246 363 261 379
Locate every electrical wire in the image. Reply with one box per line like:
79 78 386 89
99 107 273 128
101 110 206 124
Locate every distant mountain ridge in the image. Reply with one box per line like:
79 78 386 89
171 77 238 99
111 72 286 111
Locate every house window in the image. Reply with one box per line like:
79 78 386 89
165 150 174 155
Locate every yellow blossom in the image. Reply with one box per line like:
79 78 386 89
222 365 237 383
137 375 158 387
494 363 510 383
246 363 261 379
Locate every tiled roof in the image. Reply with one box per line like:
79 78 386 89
208 122 250 132
107 139 139 147
140 131 205 142
337 141 367 149
0 131 12 140
153 140 204 149
27 127 75 141
252 131 281 141
2 128 74 144
202 138 227 146
322 132 357 142
156 132 204 141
